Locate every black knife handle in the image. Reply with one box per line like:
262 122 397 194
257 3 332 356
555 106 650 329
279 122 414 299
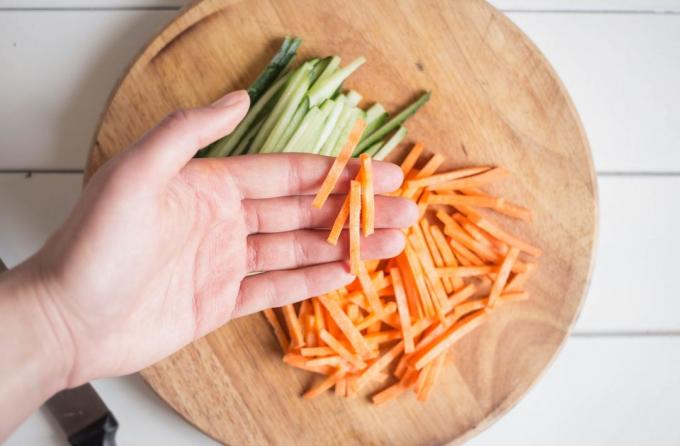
67 412 118 446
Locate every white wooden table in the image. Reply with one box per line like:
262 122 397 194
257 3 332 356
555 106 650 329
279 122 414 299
2 1 679 444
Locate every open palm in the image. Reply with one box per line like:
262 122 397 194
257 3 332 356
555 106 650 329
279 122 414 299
33 91 416 386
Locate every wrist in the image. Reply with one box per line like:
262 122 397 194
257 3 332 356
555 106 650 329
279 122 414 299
0 259 75 397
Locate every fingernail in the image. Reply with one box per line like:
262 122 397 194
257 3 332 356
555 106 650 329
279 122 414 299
212 90 249 108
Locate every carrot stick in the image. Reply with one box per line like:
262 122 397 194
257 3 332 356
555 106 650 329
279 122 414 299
364 329 402 345
437 266 499 278
391 268 415 353
355 302 396 331
335 378 347 397
327 194 349 245
417 351 446 401
349 180 362 274
356 260 383 314
305 356 346 367
355 341 405 391
505 263 537 292
459 207 542 257
318 294 373 357
372 381 410 405
487 247 520 307
395 252 423 318
312 119 366 208
421 220 453 292
359 154 375 236
303 366 347 399
426 167 508 191
311 297 326 342
408 233 448 311
319 329 367 369
401 154 445 198
263 308 289 353
411 310 487 370
460 187 533 221
300 346 335 357
443 283 478 313
298 300 312 321
406 166 494 190
282 304 305 349
304 314 317 346
283 354 334 375
430 224 464 290
346 303 360 322
400 142 425 177
405 245 435 318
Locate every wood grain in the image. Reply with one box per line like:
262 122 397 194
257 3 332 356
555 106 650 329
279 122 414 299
85 0 597 444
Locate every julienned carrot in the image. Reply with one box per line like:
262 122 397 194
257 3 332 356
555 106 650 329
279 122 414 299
359 154 375 236
390 268 414 353
407 165 492 189
273 143 539 403
487 247 520 307
349 180 362 275
312 119 366 209
427 167 508 191
327 194 350 245
282 304 305 348
400 142 425 177
318 294 372 357
263 308 289 353
460 187 533 222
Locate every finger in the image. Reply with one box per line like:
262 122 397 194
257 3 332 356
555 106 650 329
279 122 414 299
242 195 418 233
193 153 403 199
232 262 354 318
121 90 250 185
246 229 405 272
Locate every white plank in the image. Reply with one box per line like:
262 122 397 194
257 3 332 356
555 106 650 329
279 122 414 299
574 175 680 333
0 0 186 7
0 11 176 169
0 174 81 267
7 337 680 445
492 0 680 12
469 336 680 445
2 174 680 332
2 12 680 172
505 12 680 172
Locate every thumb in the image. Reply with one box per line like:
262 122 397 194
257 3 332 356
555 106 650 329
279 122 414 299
124 90 250 184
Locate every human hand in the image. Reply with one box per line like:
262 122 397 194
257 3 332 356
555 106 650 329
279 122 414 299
22 90 416 388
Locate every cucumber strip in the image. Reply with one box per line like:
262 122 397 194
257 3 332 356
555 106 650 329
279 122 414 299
364 103 386 124
306 57 366 106
372 126 407 160
362 140 384 158
313 55 340 87
232 118 266 156
309 56 332 85
321 102 353 155
276 97 309 151
355 91 431 153
204 72 290 157
283 106 322 152
345 90 362 107
312 98 343 153
332 107 362 156
247 36 301 104
361 112 388 141
252 62 312 152
300 104 333 153
260 75 311 152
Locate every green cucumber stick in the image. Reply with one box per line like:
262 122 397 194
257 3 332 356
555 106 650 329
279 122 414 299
363 140 384 158
306 57 366 106
283 106 321 152
252 62 312 152
260 74 311 152
300 103 333 153
321 101 353 155
311 99 341 153
247 37 301 104
332 107 362 156
204 72 291 157
345 90 362 107
362 103 388 138
314 56 340 87
372 126 407 160
355 91 431 152
276 97 309 151
232 119 266 156
309 57 332 85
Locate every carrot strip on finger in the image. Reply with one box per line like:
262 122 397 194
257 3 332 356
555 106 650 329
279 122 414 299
327 194 350 245
349 180 362 274
359 154 375 236
312 119 367 208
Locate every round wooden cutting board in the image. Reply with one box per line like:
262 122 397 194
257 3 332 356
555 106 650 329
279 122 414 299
86 0 597 444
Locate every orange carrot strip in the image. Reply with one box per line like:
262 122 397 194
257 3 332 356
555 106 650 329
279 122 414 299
488 247 520 307
356 302 396 331
312 119 366 208
304 314 317 347
318 294 372 357
443 283 478 313
401 154 445 198
391 268 415 353
417 351 446 401
405 245 435 318
356 260 383 314
451 292 529 320
327 194 349 245
505 263 537 292
346 303 360 322
430 225 464 290
349 180 362 274
393 354 408 379
364 258 381 273
355 341 405 391
411 310 488 370
282 304 305 349
460 187 533 222
427 167 508 191
298 300 312 323
459 207 542 257
319 329 367 369
407 166 493 190
262 308 289 353
359 154 375 236
372 381 409 405
303 366 347 399
364 329 402 345
415 361 433 398
335 378 347 397
311 297 326 342
428 192 506 210
421 220 453 293
396 252 424 318
400 143 425 177
366 320 383 334
408 233 448 312
283 354 334 375
437 266 499 277
305 356 346 367
448 237 485 266
443 218 500 262
300 346 335 357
